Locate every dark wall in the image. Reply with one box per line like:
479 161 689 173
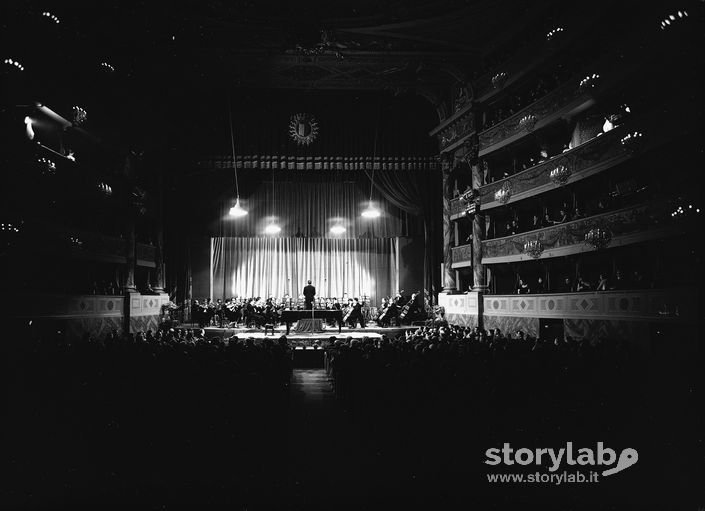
398 236 425 296
191 237 211 300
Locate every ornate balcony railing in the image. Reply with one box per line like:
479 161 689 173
478 79 594 156
478 126 629 210
451 243 473 267
481 288 695 322
479 201 683 264
431 111 475 153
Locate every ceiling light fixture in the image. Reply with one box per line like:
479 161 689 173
330 224 346 235
264 223 282 235
362 125 381 219
227 94 247 218
264 169 281 235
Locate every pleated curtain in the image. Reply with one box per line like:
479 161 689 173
211 237 399 306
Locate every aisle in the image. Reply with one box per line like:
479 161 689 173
285 370 367 501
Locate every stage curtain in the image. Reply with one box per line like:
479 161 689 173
365 169 442 301
211 237 398 306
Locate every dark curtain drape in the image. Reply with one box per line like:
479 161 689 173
365 168 442 302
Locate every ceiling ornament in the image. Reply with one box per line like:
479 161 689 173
289 113 319 146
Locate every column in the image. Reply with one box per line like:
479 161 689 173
465 135 489 293
151 168 165 293
441 153 456 292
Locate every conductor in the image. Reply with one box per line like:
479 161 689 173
303 280 316 310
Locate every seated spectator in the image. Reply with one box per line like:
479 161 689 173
510 218 520 234
576 276 592 292
610 270 628 290
516 279 530 294
535 276 546 293
543 213 554 226
572 206 586 219
555 209 569 224
538 148 550 163
560 277 574 293
529 214 542 230
631 270 646 289
596 274 609 291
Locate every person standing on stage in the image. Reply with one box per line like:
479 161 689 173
303 280 316 310
347 297 366 328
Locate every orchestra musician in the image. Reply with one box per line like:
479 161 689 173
376 296 399 327
346 297 366 328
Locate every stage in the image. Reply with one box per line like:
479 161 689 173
202 324 416 346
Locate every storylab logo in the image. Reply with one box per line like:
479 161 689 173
484 442 638 484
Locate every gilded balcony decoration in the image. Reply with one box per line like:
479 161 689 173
481 201 678 262
451 243 473 265
620 131 644 153
584 227 612 249
437 112 475 150
518 113 537 131
450 196 465 217
478 126 628 208
545 26 565 41
491 71 508 89
494 181 512 204
478 78 589 151
579 73 600 92
549 164 571 186
523 239 543 258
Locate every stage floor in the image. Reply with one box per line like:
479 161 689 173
202 324 415 342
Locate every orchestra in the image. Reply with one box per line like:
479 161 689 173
191 289 428 329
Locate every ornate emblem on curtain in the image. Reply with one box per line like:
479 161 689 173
289 113 319 146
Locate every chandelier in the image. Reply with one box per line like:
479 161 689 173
546 27 564 41
660 10 688 30
620 131 643 152
523 239 543 258
579 73 600 91
72 106 87 125
549 164 571 186
518 114 537 131
494 181 512 204
584 228 612 249
37 157 56 175
491 72 508 89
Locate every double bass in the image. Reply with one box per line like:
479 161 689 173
399 292 418 321
343 302 353 323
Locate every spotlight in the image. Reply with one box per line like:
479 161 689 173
361 203 381 218
330 225 346 235
264 223 281 235
228 198 248 217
